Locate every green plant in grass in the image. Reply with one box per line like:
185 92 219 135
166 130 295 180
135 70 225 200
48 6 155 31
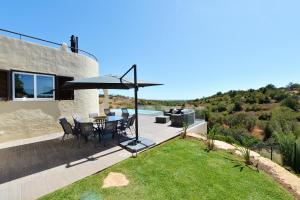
180 122 188 139
238 146 252 165
237 138 253 165
206 126 217 151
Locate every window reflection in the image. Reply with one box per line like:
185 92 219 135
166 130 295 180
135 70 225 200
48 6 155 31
14 74 34 98
37 76 54 98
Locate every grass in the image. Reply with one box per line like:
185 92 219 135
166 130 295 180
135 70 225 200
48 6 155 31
40 138 294 200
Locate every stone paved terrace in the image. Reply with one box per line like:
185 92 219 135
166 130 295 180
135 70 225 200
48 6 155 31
0 115 206 200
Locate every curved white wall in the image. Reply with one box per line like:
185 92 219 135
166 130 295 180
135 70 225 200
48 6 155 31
0 35 99 142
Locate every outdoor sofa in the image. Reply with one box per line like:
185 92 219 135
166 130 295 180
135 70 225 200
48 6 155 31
169 109 195 127
163 108 183 116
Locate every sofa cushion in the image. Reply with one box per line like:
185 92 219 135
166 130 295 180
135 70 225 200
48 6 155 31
175 109 182 114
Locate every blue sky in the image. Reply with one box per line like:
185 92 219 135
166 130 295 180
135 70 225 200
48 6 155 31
1 0 300 99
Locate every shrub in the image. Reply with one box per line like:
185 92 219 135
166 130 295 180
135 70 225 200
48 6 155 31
245 95 257 104
258 95 271 104
238 145 252 165
265 84 276 90
281 96 300 111
216 102 227 112
180 122 188 139
213 134 235 144
228 90 237 98
276 132 300 172
206 126 217 151
264 122 273 141
225 113 256 131
232 101 243 112
287 82 300 90
269 90 288 102
246 104 262 112
296 115 300 122
267 107 299 135
195 108 210 121
207 113 224 128
258 112 271 121
295 139 300 173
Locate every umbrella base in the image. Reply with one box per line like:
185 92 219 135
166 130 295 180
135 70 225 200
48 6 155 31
119 137 155 153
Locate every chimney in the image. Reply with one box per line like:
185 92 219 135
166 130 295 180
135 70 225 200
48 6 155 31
70 35 78 53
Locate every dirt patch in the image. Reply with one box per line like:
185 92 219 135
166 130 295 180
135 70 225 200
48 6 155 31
102 172 129 188
251 126 264 140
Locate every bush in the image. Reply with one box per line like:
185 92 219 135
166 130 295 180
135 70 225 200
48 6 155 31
216 102 227 112
266 84 276 90
206 126 217 151
246 104 262 112
180 122 188 139
258 112 271 121
245 95 257 104
267 107 299 135
213 134 236 144
281 96 300 111
269 90 288 102
195 108 210 121
258 95 271 104
295 140 300 173
225 112 256 131
287 82 300 90
232 101 243 112
207 113 224 128
264 122 273 141
276 132 300 172
238 145 252 165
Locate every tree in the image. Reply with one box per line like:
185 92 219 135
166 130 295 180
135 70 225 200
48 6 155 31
287 82 300 90
265 84 276 90
216 91 222 96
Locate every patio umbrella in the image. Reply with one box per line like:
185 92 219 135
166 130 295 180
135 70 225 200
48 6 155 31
62 75 162 90
62 64 162 150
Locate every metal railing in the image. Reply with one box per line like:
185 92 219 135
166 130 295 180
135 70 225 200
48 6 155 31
0 28 98 61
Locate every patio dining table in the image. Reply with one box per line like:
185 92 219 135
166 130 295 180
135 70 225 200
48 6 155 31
81 115 123 123
79 115 124 143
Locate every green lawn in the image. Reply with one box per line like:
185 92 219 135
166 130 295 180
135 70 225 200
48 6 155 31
40 138 294 200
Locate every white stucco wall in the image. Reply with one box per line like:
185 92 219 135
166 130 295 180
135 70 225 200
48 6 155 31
0 35 99 142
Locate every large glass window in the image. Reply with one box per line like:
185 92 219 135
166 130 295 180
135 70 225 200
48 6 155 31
13 72 55 101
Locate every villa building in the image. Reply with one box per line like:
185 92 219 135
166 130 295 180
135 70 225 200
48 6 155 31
0 33 99 142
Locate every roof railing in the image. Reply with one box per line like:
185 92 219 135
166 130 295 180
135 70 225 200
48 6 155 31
0 28 98 61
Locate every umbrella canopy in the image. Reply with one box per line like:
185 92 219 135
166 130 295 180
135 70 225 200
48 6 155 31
62 75 162 90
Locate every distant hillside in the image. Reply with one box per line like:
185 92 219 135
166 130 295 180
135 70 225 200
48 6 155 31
101 82 300 140
100 83 300 112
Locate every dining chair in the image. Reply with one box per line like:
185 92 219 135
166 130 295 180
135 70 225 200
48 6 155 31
100 121 118 146
104 108 115 116
59 117 81 147
79 122 98 146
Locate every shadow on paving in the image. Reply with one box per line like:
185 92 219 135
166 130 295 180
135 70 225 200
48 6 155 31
0 136 121 184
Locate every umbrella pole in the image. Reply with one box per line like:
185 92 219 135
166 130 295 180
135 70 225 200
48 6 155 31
134 64 139 143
